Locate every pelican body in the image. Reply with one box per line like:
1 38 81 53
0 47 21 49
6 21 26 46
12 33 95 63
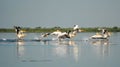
54 30 78 40
17 30 26 39
90 29 111 39
14 26 26 40
40 25 82 40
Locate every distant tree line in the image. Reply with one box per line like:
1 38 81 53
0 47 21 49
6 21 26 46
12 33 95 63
0 26 120 32
81 26 120 32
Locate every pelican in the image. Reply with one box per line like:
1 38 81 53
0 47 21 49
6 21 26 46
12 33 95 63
40 25 82 40
57 30 78 40
51 30 62 35
73 25 79 30
73 25 84 32
41 33 51 37
90 29 111 39
40 30 77 40
57 32 70 40
14 26 26 40
40 30 61 38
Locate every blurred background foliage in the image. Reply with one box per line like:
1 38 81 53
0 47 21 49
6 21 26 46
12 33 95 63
0 26 120 33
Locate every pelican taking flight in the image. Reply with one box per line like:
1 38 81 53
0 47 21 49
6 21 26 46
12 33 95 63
73 25 84 32
14 26 26 40
51 30 62 35
57 30 77 40
41 25 82 41
73 25 79 31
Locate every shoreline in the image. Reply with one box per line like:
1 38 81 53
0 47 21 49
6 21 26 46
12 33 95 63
0 27 120 32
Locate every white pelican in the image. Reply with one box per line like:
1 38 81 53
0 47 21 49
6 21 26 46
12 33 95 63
40 25 82 40
14 26 26 39
90 29 111 39
73 25 79 30
57 32 70 40
41 33 51 37
40 30 61 38
73 25 84 32
40 30 77 40
51 30 62 35
57 30 78 40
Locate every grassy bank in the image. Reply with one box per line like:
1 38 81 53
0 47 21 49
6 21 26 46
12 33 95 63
0 26 120 33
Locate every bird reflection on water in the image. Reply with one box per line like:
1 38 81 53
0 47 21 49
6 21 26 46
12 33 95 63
16 40 79 62
52 40 79 62
15 38 111 63
16 40 25 58
40 40 79 62
90 39 110 57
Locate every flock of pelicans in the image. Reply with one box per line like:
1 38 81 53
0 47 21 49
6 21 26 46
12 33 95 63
14 25 111 41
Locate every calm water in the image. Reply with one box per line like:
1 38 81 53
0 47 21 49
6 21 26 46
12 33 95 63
0 32 120 67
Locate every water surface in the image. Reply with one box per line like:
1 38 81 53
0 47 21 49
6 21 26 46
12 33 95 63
0 32 120 67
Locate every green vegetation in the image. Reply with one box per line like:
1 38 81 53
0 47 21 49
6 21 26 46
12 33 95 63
81 26 120 32
0 28 14 32
0 26 120 33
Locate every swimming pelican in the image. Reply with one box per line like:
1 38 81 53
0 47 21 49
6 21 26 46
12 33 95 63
90 28 111 39
14 26 26 40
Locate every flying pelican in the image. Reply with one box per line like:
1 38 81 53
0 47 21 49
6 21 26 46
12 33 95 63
14 26 26 40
